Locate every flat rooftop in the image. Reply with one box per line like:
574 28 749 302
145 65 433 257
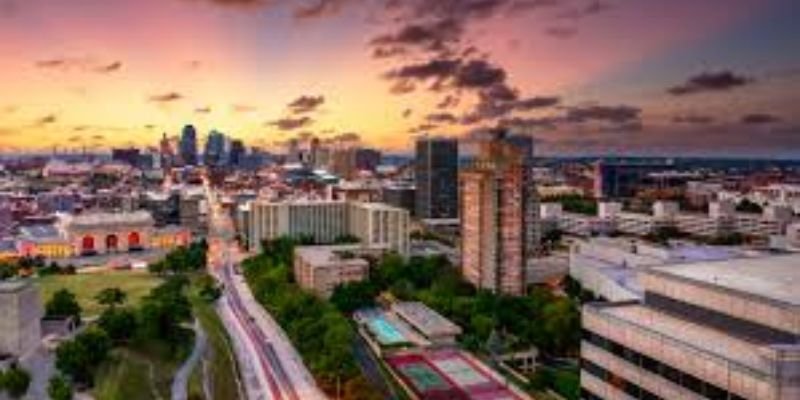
392 302 462 337
295 245 368 267
649 254 800 307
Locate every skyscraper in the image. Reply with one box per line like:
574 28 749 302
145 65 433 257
204 130 226 167
179 125 198 166
459 130 539 296
415 137 459 219
229 139 245 168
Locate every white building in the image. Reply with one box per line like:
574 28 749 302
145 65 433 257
582 254 800 400
246 200 410 255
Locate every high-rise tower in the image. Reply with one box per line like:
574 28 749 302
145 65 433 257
459 130 539 296
415 137 459 219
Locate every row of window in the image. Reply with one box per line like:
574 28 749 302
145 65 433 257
644 291 794 344
582 357 662 400
583 329 747 400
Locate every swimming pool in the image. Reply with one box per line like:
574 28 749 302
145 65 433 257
368 317 407 345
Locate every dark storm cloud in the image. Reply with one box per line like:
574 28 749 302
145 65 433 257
453 60 506 88
741 113 781 125
565 104 641 124
268 116 314 131
668 70 753 96
35 114 57 126
673 114 714 125
149 92 183 103
288 95 325 114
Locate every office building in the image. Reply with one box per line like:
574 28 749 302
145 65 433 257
246 200 409 255
179 125 198 166
582 254 800 400
459 131 539 296
415 137 459 220
111 147 141 167
293 245 370 298
593 160 670 199
204 130 227 167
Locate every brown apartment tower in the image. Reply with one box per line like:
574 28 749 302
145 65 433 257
460 130 539 296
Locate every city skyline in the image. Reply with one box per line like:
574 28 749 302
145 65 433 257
0 0 799 157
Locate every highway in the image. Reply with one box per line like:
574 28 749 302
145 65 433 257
205 182 327 400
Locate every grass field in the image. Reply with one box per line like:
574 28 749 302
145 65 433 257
93 340 187 400
37 270 162 317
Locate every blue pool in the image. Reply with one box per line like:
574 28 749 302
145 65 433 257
368 317 407 345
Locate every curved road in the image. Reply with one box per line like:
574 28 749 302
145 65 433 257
171 319 208 400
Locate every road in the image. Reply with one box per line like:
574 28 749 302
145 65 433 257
204 183 327 400
171 319 208 400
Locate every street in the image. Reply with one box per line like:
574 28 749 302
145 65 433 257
205 183 327 400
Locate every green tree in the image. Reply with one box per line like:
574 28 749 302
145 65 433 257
1 366 31 399
330 281 377 314
55 339 93 384
95 287 127 308
0 261 19 280
45 289 82 322
48 375 73 400
98 307 138 342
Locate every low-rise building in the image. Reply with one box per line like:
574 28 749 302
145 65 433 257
293 245 369 298
581 254 800 400
0 280 42 358
390 301 462 345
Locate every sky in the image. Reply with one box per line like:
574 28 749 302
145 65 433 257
0 0 798 157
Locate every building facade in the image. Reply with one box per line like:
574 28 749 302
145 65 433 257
0 280 42 357
581 255 800 400
415 137 459 219
179 124 198 166
246 200 410 255
459 131 539 296
293 245 369 298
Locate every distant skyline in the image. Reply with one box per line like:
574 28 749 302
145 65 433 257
0 0 798 157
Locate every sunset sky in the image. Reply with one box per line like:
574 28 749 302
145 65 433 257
0 0 798 156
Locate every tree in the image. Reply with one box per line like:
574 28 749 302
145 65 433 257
98 307 138 342
48 375 73 400
46 289 82 323
76 328 112 366
55 339 93 384
1 366 31 398
95 287 127 308
330 281 377 314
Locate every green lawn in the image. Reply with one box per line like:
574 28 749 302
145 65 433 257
37 271 162 317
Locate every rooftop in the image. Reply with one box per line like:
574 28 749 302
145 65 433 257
295 245 368 267
648 254 800 307
61 211 155 228
391 301 462 337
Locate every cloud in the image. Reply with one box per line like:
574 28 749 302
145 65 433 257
408 123 438 134
426 112 458 124
668 70 753 96
370 18 463 55
36 114 57 126
437 95 460 109
232 104 257 113
149 92 183 103
385 58 461 82
35 57 123 74
95 61 123 73
195 106 212 114
741 113 781 125
498 116 559 130
673 114 714 125
515 96 560 110
288 95 325 114
544 26 577 39
389 79 416 95
565 104 641 124
268 116 314 131
402 108 413 118
293 0 352 20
